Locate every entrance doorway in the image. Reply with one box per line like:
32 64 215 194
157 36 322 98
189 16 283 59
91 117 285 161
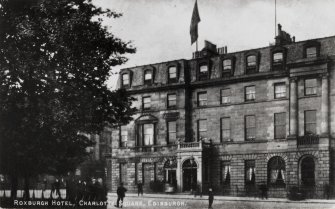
301 156 315 186
182 158 197 191
142 163 151 191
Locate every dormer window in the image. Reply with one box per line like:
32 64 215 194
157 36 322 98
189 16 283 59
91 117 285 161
246 54 258 74
223 59 232 70
306 47 317 58
144 70 153 84
247 55 256 67
273 52 283 63
199 64 209 81
303 41 320 58
168 66 177 83
122 73 130 87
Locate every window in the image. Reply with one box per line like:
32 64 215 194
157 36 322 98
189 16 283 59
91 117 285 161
168 66 177 82
197 92 207 106
144 70 152 84
247 55 256 67
167 93 177 108
306 47 317 58
305 79 317 95
221 117 231 142
274 83 286 99
167 121 177 144
120 126 128 147
122 74 129 87
221 161 231 185
245 160 256 185
199 64 209 81
274 113 286 139
245 86 255 101
268 157 285 186
143 124 154 145
245 115 256 140
198 119 207 140
120 163 127 183
142 96 151 110
304 110 316 135
273 52 283 63
223 59 232 70
221 89 231 104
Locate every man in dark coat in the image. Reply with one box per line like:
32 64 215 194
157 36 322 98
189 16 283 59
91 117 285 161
115 182 127 208
208 188 214 209
137 181 143 196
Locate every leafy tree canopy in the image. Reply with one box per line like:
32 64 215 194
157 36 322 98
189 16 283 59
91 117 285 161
0 0 136 178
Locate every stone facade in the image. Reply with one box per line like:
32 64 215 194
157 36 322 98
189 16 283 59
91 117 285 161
107 27 335 198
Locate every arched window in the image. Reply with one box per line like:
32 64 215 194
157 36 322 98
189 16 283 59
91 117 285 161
268 157 286 186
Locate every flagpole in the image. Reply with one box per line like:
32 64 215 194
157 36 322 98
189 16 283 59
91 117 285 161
275 0 277 36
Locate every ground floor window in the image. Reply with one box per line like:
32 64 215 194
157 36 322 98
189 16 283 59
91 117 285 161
221 161 231 185
164 159 177 185
268 156 285 186
245 160 255 185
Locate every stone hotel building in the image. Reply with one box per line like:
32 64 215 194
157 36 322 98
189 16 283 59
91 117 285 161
107 25 335 198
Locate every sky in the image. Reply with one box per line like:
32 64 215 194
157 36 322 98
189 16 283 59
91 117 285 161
93 0 335 89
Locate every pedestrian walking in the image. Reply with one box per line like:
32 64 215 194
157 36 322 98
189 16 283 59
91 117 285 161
51 179 61 199
137 181 143 196
208 188 214 209
115 182 127 208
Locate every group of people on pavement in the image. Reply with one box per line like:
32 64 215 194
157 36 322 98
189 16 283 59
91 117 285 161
114 182 215 209
66 178 107 202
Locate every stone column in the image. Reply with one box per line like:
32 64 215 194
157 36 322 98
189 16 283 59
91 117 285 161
176 156 182 192
289 77 298 137
320 74 329 136
197 156 203 195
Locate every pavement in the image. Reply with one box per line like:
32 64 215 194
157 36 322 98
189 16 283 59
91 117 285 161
108 192 335 204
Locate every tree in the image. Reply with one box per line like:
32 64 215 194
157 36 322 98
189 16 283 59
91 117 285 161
0 0 136 198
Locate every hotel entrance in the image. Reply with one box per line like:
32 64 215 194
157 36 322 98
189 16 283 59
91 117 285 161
182 158 197 191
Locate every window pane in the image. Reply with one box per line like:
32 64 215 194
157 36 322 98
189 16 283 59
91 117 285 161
168 121 176 143
200 65 208 72
273 52 283 62
198 119 207 139
223 59 232 70
247 55 256 66
120 163 127 183
221 118 230 140
245 86 255 101
144 71 152 80
275 113 286 139
221 89 231 104
305 79 317 88
122 74 129 85
169 67 177 79
143 97 151 109
245 116 256 140
275 83 286 98
121 126 128 147
198 92 207 106
144 124 154 145
168 94 177 107
305 110 316 134
306 47 317 58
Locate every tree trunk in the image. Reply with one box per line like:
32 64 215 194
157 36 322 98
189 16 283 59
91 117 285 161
10 175 18 199
23 176 30 200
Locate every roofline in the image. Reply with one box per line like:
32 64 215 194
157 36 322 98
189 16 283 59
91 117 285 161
121 34 335 70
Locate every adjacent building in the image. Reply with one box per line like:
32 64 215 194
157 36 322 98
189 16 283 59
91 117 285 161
107 25 335 198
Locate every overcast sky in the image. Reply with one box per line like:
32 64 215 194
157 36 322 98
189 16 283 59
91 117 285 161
93 0 335 89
